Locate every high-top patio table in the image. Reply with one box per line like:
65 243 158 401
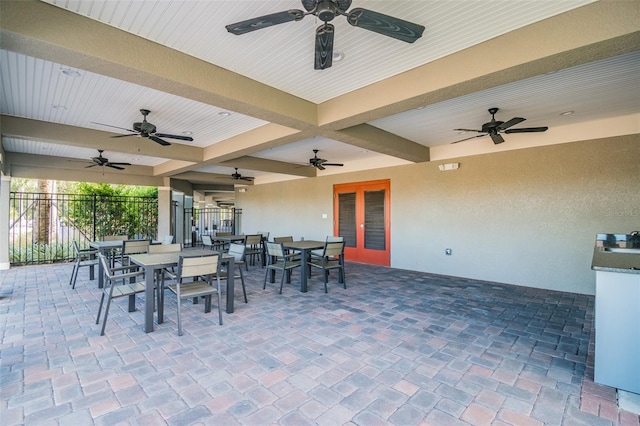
128 248 236 333
280 240 325 292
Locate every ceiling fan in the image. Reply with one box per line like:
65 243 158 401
92 109 193 146
225 0 425 70
85 150 131 170
452 107 549 144
309 149 343 170
231 168 255 182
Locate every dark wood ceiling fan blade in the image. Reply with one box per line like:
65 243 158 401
107 162 131 166
322 163 343 167
110 133 138 138
91 122 136 132
155 133 193 141
504 127 549 133
226 10 305 35
148 135 172 146
498 117 526 130
315 164 326 170
347 8 425 43
85 164 98 168
451 134 487 144
490 133 505 144
454 128 483 133
106 164 125 170
315 24 335 70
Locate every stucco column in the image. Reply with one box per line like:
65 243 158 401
157 186 172 241
0 175 11 270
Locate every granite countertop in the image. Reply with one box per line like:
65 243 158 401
592 247 640 275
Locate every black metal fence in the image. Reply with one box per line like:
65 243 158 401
9 192 158 265
184 207 241 247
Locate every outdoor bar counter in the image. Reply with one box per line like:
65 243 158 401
591 233 640 395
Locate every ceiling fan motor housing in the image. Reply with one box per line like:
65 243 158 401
317 0 338 21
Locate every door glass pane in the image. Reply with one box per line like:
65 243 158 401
338 192 356 248
364 190 385 250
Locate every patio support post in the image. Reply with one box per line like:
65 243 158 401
157 186 172 241
0 175 11 270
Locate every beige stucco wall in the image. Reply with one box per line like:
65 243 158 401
237 135 640 295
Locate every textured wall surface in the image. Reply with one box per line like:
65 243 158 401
238 135 640 294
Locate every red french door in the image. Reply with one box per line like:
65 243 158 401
333 180 390 266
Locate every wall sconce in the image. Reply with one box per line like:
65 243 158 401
238 188 247 193
438 163 459 171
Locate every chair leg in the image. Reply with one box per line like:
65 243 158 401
69 262 77 286
96 293 106 324
100 295 113 336
279 271 286 294
263 269 269 289
176 291 183 336
217 290 223 325
238 268 248 303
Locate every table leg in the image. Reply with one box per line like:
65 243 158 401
300 248 308 292
144 265 155 333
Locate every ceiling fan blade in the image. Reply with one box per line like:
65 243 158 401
315 24 335 70
497 117 525 130
322 163 343 167
155 133 194 141
106 164 125 170
316 164 326 171
226 10 305 35
451 134 487 144
504 127 549 133
240 177 255 181
91 122 136 132
107 162 131 166
490 133 505 144
454 128 483 133
110 133 138 138
346 8 425 43
148 135 172 146
85 164 98 168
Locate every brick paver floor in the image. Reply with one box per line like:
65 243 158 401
1 260 638 425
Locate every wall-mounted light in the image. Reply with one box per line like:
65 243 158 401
438 163 459 171
238 188 247 193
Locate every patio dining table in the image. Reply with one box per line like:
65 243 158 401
128 248 236 333
280 240 325 292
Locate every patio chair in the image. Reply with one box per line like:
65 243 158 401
148 243 182 321
167 253 223 336
309 240 346 293
161 235 174 244
95 253 146 336
119 239 150 267
201 234 214 250
213 232 233 251
103 235 128 241
69 240 99 289
263 241 301 294
219 243 248 303
244 234 263 270
311 235 344 256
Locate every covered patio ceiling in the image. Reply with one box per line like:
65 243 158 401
0 1 638 206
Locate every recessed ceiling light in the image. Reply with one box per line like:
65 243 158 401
60 68 81 77
182 131 193 135
333 52 345 62
218 111 231 117
52 104 67 110
560 110 574 116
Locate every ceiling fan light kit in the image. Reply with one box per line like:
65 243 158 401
452 107 548 145
226 0 425 70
